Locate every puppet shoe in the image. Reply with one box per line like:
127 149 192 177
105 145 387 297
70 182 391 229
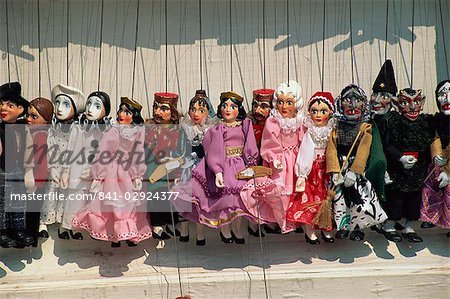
165 225 180 237
58 229 70 240
231 231 245 244
294 227 304 234
383 230 402 243
248 226 265 238
335 229 349 239
111 241 121 248
394 222 405 231
14 231 35 247
220 232 233 244
447 232 450 238
305 234 320 245
152 231 171 240
349 230 365 241
38 230 49 239
420 222 435 229
69 230 83 240
402 232 423 243
126 240 137 247
262 224 281 234
179 235 189 242
196 238 206 246
370 225 384 234
0 234 17 248
321 231 335 243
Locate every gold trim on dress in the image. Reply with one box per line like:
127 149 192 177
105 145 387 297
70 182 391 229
222 120 242 128
226 146 243 157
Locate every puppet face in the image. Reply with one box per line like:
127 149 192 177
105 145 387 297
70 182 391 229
437 82 450 115
370 92 393 115
153 102 172 124
117 104 133 125
0 100 24 123
26 106 47 125
396 89 425 121
189 101 208 125
220 99 239 123
85 96 106 121
340 87 365 121
275 93 296 118
54 95 75 121
251 100 271 123
309 101 332 127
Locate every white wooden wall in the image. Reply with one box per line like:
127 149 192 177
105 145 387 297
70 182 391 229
1 0 449 119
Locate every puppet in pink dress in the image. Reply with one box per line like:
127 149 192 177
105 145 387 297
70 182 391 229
286 91 336 244
241 80 304 233
72 97 152 247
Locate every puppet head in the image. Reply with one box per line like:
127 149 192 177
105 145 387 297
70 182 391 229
436 80 450 116
0 82 29 124
51 84 85 123
153 92 180 124
84 91 111 121
188 89 214 125
250 88 274 124
117 97 143 125
217 91 246 123
307 91 334 127
335 84 370 123
273 80 303 119
370 59 397 115
394 88 425 121
27 97 53 125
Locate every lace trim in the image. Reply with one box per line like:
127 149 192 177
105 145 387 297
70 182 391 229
113 123 143 141
270 109 304 133
222 120 242 128
304 117 335 148
180 115 217 143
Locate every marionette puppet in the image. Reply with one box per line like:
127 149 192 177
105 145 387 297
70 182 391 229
285 91 335 245
40 84 85 239
241 81 304 235
145 92 184 241
0 82 35 248
381 88 435 243
25 97 54 244
326 84 387 241
59 91 111 240
171 90 216 245
420 80 450 234
173 91 258 244
72 97 151 247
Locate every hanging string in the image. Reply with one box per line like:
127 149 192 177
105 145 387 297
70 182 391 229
262 0 266 88
37 0 41 96
97 0 104 91
321 0 326 91
349 0 354 83
5 0 11 83
199 0 203 89
384 0 389 63
439 0 449 78
286 0 290 84
66 0 70 85
229 0 233 90
131 0 140 99
165 0 168 93
410 0 415 88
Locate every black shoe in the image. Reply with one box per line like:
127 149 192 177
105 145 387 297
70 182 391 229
262 224 281 234
394 222 405 231
295 227 304 234
111 241 121 248
305 234 320 245
231 231 245 244
335 229 349 239
0 234 17 248
14 231 35 247
402 232 423 243
349 230 365 241
447 231 450 238
179 235 189 242
370 225 384 234
58 229 70 240
420 222 436 229
126 240 137 247
152 231 171 240
196 238 206 246
69 230 83 240
38 230 49 239
165 225 180 237
220 232 233 244
383 230 402 243
321 231 335 243
248 226 265 237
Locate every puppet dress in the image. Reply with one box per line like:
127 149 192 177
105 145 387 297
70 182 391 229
240 111 303 233
420 113 450 228
72 124 152 243
286 118 334 231
174 118 259 228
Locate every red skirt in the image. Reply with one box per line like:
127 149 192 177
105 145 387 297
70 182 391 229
286 155 332 231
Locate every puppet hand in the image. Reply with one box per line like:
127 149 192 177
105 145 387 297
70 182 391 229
437 172 449 188
215 172 225 188
344 171 357 187
79 168 92 181
295 177 306 192
133 178 143 191
50 168 60 183
60 172 69 190
332 173 344 186
90 179 103 193
399 155 417 169
273 159 283 171
384 171 393 185
434 155 448 167
24 168 36 192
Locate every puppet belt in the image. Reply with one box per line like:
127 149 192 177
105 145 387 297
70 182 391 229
226 146 243 157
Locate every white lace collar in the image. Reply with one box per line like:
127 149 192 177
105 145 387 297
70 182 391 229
270 109 304 133
304 117 335 146
112 122 142 141
180 115 217 142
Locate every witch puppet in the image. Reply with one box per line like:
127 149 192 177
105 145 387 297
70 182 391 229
72 97 151 247
326 84 388 241
40 84 85 240
171 89 217 245
0 82 36 248
420 80 450 235
145 92 185 241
